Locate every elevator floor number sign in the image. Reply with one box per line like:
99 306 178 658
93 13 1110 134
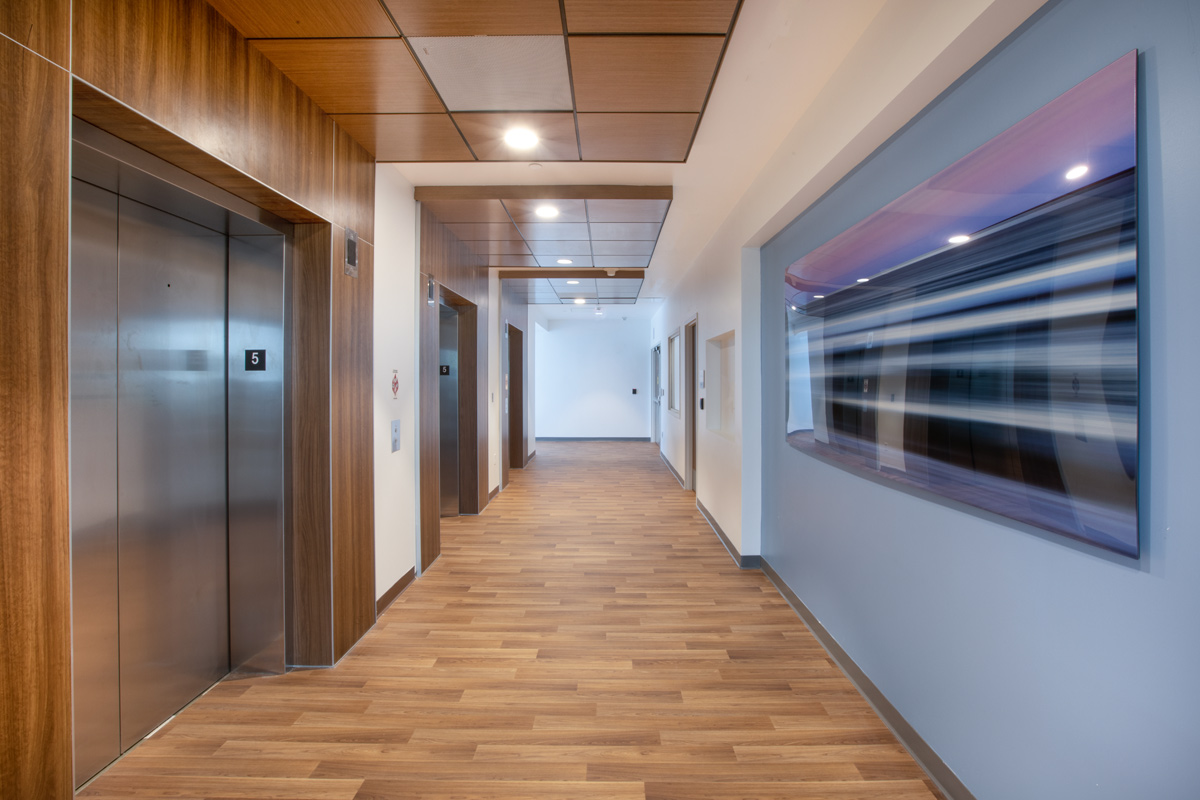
245 350 266 371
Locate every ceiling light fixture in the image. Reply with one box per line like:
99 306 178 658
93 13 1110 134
790 305 797 310
948 234 971 244
856 278 870 283
557 258 572 264
1065 164 1089 180
573 297 585 304
566 280 580 284
503 127 538 150
535 205 559 219
813 295 825 299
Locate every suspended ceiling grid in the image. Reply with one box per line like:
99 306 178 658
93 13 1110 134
205 0 742 163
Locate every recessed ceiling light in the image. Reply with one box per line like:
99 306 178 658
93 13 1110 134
573 297 585 304
948 234 971 244
535 205 559 219
504 127 538 150
566 280 580 284
557 258 572 264
856 278 870 283
1065 164 1089 180
790 305 797 311
813 295 825 299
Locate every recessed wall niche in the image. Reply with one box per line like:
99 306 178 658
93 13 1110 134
705 330 735 435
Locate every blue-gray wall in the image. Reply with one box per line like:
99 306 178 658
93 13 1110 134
760 1 1200 797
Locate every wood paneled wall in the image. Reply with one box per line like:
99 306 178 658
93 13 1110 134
500 279 533 484
0 32 72 800
3 0 378 787
418 208 489 567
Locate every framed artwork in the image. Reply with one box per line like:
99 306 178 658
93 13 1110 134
784 52 1138 556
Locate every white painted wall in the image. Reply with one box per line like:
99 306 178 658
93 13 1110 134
534 317 651 438
487 271 501 492
371 165 419 599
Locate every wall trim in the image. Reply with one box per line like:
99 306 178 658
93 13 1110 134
524 450 536 465
759 558 976 800
489 486 499 500
697 499 760 569
659 450 685 488
537 437 651 442
375 567 416 616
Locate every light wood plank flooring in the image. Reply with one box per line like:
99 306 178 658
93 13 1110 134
79 442 944 799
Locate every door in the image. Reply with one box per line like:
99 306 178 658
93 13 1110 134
508 325 524 470
439 303 460 516
651 345 662 444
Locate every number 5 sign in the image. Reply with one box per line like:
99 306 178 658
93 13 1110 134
245 350 266 371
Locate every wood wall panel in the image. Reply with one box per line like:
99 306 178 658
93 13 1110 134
331 236 376 660
334 124 376 244
0 35 72 798
500 279 532 473
287 223 334 667
72 0 340 223
419 272 441 570
0 0 70 66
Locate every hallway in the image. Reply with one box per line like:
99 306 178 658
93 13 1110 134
79 442 942 800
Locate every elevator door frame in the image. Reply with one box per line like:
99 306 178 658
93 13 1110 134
69 121 291 788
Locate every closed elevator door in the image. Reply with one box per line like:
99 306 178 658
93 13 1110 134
439 303 460 516
71 180 230 781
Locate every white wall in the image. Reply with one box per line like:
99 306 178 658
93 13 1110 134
371 165 419 598
534 317 650 438
487 271 501 491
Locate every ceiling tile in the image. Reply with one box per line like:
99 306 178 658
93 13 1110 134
455 112 579 161
528 240 592 256
251 39 442 114
589 222 662 240
593 240 656 256
577 113 697 161
446 222 523 240
586 199 671 222
383 0 563 36
569 36 724 112
515 222 590 240
594 255 652 268
462 240 533 256
422 199 511 223
504 199 588 223
410 36 572 111
208 0 397 37
490 255 541 267
331 114 473 161
536 255 595 267
564 0 738 34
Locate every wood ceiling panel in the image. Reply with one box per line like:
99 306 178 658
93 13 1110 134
514 222 591 240
331 114 474 162
527 240 592 256
586 199 671 222
454 113 579 161
207 0 397 37
422 199 511 224
383 0 562 36
589 222 663 240
577 113 697 161
252 39 443 114
564 0 739 34
569 36 724 112
504 198 588 223
446 222 524 240
593 240 656 256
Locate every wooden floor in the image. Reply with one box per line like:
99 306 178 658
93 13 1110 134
80 442 944 800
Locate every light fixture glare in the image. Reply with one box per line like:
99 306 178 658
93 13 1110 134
573 297 586 304
856 278 870 283
556 258 573 264
1065 164 1089 180
503 127 538 150
566 280 580 284
535 205 559 219
948 234 971 244
813 295 825 299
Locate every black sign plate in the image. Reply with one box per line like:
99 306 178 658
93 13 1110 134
245 349 267 371
440 365 450 376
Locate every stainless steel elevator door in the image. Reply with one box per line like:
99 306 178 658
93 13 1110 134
116 197 230 750
439 304 460 516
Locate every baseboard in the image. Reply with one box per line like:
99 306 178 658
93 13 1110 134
524 450 535 466
375 567 416 616
659 450 685 488
536 437 651 442
758 558 976 800
489 486 499 500
696 499 760 569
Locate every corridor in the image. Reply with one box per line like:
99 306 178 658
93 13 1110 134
79 442 942 800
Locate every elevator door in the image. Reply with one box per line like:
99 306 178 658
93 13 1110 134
116 195 230 749
439 303 460 516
